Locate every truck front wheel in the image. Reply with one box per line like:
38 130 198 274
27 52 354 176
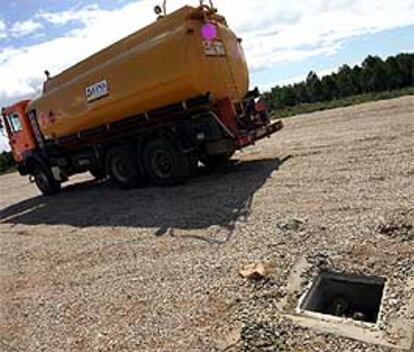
33 165 61 195
106 145 141 189
143 138 189 186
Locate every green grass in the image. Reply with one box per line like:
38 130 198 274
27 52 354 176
270 87 414 119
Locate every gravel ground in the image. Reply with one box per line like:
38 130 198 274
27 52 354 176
0 96 413 351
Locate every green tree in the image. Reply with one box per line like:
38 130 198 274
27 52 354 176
321 75 338 101
280 86 298 107
264 52 414 113
395 53 414 87
335 64 356 97
361 55 384 92
351 65 363 94
293 82 310 104
385 56 403 90
369 60 389 92
306 71 324 102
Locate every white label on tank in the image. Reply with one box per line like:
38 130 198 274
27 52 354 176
203 41 226 56
86 80 109 103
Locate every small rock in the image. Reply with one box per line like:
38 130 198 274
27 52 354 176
277 219 305 232
239 263 273 280
352 312 366 321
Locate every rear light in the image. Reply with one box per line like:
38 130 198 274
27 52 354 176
201 22 217 41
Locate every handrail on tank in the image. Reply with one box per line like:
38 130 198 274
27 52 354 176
159 0 215 16
199 0 215 8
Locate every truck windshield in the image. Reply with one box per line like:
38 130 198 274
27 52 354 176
8 112 23 133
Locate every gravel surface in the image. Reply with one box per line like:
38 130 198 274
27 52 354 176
1 96 413 351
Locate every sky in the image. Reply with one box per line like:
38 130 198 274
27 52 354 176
0 0 414 151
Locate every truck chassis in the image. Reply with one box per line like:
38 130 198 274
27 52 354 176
3 94 282 195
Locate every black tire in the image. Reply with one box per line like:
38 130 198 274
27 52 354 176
143 138 189 186
89 166 107 181
33 165 61 195
105 145 141 189
201 152 234 168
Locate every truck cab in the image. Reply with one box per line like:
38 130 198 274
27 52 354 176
1 100 37 162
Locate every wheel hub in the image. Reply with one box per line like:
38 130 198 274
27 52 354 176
112 157 130 182
35 170 49 191
153 151 173 178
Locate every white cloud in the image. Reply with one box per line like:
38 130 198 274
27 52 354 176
36 5 101 25
0 20 6 39
0 1 155 106
0 0 414 106
10 20 43 37
232 0 414 71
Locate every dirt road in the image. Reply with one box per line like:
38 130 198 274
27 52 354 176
1 96 413 351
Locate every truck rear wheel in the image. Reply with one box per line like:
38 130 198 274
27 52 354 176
106 145 141 189
33 165 61 195
143 138 189 186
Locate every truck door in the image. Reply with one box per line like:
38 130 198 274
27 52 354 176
3 105 37 162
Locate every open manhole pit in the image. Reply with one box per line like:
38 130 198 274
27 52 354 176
300 271 386 324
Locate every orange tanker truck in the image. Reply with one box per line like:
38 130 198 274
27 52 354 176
1 2 283 195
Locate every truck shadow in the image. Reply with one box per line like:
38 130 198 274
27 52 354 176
0 156 291 234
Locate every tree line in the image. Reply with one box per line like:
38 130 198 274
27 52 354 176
263 53 414 110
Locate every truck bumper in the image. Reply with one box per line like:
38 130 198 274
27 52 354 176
235 120 284 149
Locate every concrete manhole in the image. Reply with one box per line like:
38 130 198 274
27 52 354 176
280 260 414 350
299 271 386 324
